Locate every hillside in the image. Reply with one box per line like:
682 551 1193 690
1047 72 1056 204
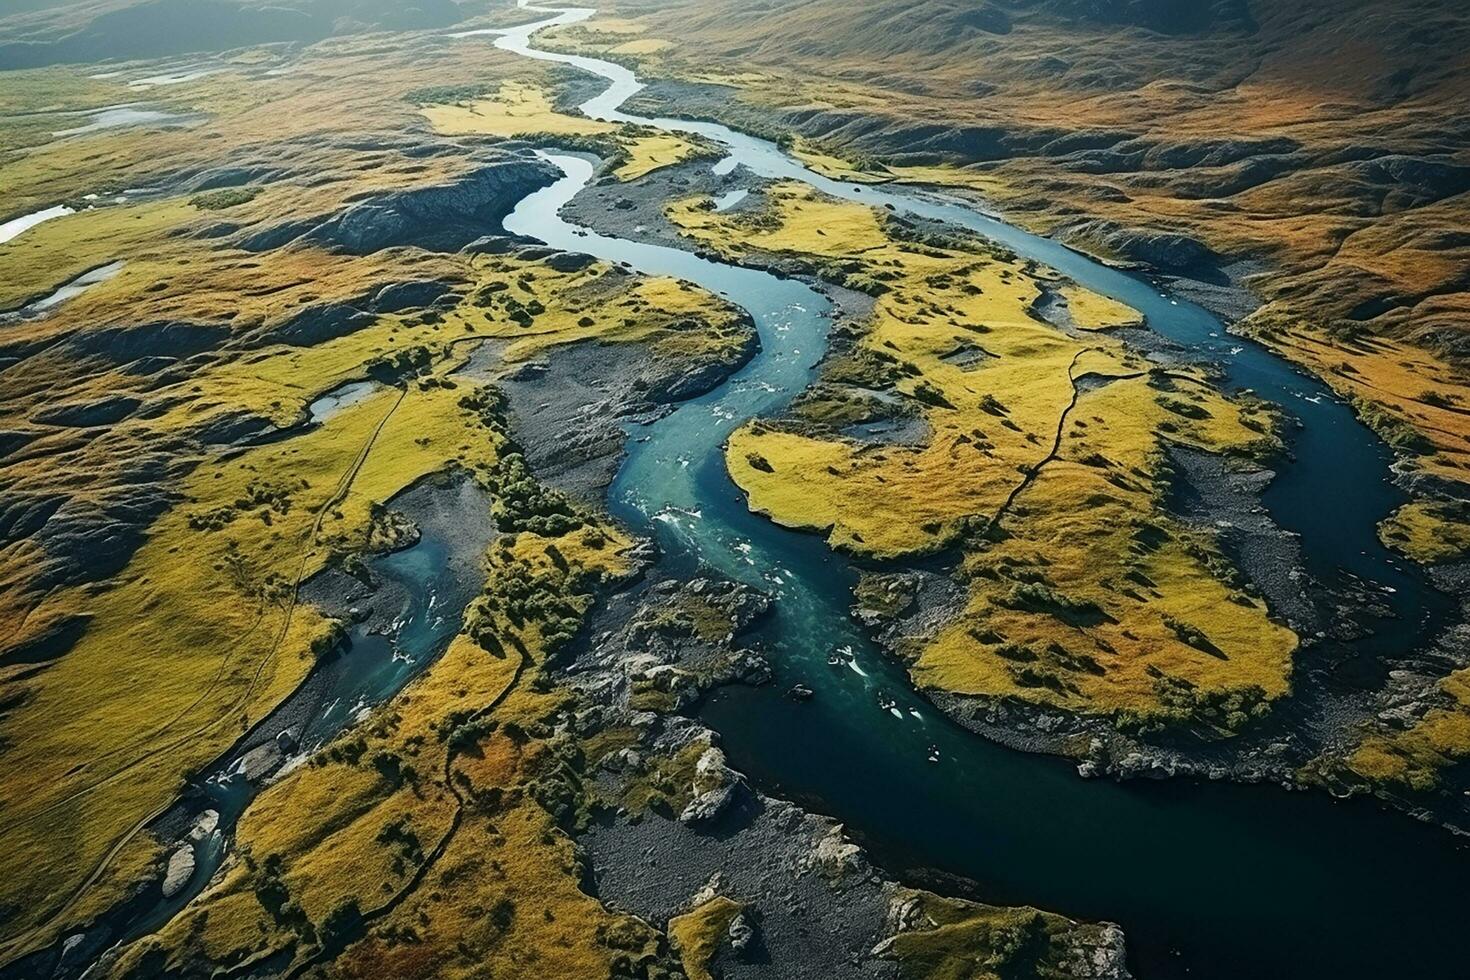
581 0 1470 491
0 0 482 68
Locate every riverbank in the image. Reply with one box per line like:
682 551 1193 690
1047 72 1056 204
476 10 1470 978
532 59 1470 832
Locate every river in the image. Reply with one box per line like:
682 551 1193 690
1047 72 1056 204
493 5 1470 980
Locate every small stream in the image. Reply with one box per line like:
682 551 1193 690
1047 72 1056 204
51 105 186 138
2 261 124 321
34 477 496 977
493 6 1469 979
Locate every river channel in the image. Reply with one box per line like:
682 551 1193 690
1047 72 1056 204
493 5 1469 979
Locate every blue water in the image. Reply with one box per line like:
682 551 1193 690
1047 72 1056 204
102 483 489 960
493 7 1468 979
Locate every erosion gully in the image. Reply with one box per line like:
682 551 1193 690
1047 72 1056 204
492 5 1468 980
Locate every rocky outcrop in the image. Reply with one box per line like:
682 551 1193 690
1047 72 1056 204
1056 218 1217 272
371 279 456 314
0 437 183 649
809 825 868 880
55 322 231 369
32 395 141 428
679 745 743 824
247 278 459 349
291 155 560 255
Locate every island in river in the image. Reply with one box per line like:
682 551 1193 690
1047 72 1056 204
1 1 1469 979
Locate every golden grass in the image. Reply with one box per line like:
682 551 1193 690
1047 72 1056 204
589 0 1470 520
0 197 196 310
792 138 890 184
669 896 744 980
1259 326 1470 484
111 523 657 979
0 22 756 968
1347 670 1470 792
539 18 674 61
885 888 1117 980
889 163 1012 200
421 80 617 139
420 81 708 182
0 370 498 952
617 133 705 181
0 223 744 954
1059 285 1144 331
673 181 1294 723
1379 501 1470 564
0 31 544 212
611 38 674 56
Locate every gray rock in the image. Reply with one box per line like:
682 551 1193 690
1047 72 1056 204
372 279 456 313
32 395 141 428
680 746 742 824
1059 218 1217 272
264 154 559 255
811 825 867 880
161 845 196 899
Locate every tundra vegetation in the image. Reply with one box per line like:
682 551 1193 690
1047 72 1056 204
0 3 1117 976
544 0 1470 564
559 0 1470 817
4 0 1469 976
0 14 753 973
676 182 1295 727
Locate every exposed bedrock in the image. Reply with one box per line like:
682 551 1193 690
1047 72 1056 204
237 152 561 256
1052 218 1218 273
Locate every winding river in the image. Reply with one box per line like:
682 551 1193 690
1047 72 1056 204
26 7 1463 978
492 5 1470 980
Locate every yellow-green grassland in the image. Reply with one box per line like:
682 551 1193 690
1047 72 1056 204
0 5 1136 977
550 0 1470 549
672 181 1296 729
0 15 749 971
8 0 1470 977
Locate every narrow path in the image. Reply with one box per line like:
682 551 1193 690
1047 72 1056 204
0 386 411 962
985 353 1146 533
281 650 529 980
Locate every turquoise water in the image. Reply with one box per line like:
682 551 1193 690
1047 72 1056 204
493 8 1468 979
97 485 490 961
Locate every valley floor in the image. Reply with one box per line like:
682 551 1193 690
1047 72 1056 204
1 3 1468 980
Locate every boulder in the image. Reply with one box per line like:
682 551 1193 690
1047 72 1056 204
679 746 741 825
811 824 867 880
161 845 196 899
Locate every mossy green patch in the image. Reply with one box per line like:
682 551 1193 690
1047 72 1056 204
1345 670 1470 793
669 896 745 980
884 889 1120 980
1378 500 1470 564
